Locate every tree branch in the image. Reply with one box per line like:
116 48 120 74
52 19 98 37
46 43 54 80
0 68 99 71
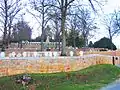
67 0 75 6
27 9 41 26
88 0 96 12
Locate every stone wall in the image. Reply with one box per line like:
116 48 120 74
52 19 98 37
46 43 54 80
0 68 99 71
0 55 115 77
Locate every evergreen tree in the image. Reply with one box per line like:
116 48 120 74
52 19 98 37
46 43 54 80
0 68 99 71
93 37 117 50
66 30 84 48
88 41 93 47
11 20 32 42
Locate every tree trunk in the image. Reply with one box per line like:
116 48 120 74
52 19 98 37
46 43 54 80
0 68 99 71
61 8 67 56
58 36 61 51
2 0 8 51
41 2 45 51
41 33 44 51
2 28 7 51
108 28 113 50
73 28 76 48
7 29 11 48
55 20 59 49
7 21 12 48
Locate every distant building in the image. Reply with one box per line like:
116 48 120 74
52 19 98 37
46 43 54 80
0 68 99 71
8 41 62 51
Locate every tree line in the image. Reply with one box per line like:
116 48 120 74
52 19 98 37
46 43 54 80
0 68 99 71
0 0 120 55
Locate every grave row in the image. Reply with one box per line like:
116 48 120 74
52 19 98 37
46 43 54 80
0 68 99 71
0 51 84 58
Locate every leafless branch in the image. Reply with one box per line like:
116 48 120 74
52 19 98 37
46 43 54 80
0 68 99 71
27 9 41 26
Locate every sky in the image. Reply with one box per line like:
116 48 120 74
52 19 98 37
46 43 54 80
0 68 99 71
88 0 120 48
22 0 120 48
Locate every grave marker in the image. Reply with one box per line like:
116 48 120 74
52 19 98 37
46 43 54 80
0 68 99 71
70 51 74 56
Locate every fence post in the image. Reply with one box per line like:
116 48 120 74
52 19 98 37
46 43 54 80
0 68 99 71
112 56 115 65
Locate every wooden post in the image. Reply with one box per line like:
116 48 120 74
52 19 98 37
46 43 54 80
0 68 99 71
112 56 115 65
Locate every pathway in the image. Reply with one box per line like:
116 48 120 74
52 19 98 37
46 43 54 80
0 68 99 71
100 78 120 90
100 65 120 90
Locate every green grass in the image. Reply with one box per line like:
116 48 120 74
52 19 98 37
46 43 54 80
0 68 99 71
0 64 120 90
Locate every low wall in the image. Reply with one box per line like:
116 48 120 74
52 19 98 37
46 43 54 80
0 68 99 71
0 55 116 77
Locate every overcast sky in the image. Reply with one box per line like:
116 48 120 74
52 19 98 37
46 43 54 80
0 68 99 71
22 0 120 48
89 0 120 48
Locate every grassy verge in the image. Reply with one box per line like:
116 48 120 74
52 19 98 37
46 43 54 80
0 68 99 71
0 64 120 90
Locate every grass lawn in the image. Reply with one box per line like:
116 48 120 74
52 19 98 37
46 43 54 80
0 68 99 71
0 64 120 90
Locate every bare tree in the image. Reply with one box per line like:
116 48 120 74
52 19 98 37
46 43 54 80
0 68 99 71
29 0 106 55
50 0 75 55
68 13 79 48
29 0 52 51
103 10 120 49
103 14 114 45
48 7 61 50
51 0 105 55
0 0 22 50
67 7 97 48
113 10 120 36
77 8 97 47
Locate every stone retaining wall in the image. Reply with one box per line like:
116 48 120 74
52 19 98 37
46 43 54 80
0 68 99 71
0 55 116 77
